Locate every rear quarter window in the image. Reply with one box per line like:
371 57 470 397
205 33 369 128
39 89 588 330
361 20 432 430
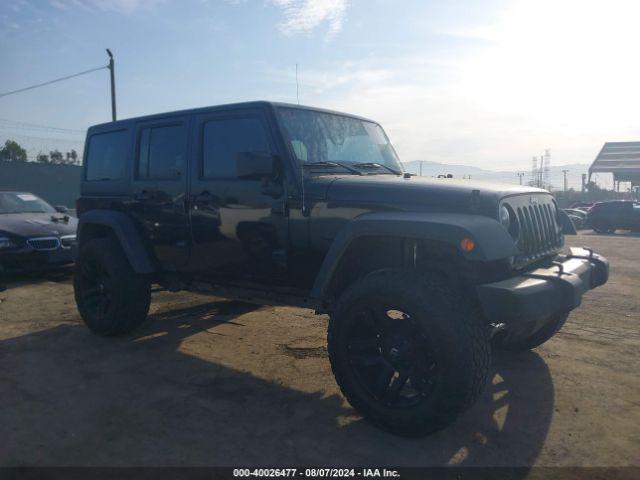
85 130 128 181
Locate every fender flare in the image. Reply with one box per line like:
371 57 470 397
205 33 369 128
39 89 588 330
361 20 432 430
310 211 518 299
77 210 155 274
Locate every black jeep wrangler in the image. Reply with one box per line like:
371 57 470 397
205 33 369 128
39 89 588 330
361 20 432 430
74 101 608 436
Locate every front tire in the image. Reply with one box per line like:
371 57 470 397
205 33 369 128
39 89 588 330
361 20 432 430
74 236 151 336
327 269 491 437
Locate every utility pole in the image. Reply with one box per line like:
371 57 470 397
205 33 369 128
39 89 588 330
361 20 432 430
562 169 569 192
106 49 116 121
517 171 525 185
295 63 300 105
419 161 423 176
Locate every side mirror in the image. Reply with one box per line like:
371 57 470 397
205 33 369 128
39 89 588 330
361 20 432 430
54 205 68 213
236 152 274 180
557 209 577 235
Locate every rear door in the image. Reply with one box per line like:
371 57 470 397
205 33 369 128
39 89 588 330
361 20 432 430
188 108 287 279
129 115 191 271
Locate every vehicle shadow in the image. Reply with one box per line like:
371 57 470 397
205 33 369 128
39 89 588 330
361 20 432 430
0 299 554 470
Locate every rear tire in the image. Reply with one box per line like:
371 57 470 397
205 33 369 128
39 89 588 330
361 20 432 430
327 269 491 437
74 236 151 336
492 313 569 351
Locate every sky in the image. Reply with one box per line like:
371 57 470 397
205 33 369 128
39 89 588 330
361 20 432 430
1 0 639 186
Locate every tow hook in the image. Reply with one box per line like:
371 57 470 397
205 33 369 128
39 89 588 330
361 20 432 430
552 261 566 275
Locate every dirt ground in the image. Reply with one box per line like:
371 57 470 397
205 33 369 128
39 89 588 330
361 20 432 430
0 232 638 468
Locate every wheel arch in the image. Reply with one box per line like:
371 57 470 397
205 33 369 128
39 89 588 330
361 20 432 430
77 210 155 274
310 212 518 303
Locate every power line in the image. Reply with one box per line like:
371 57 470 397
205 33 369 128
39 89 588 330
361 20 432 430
0 65 108 99
0 131 84 142
0 118 85 134
0 124 85 136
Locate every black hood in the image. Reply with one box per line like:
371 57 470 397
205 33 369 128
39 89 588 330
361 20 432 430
307 174 549 215
0 213 78 238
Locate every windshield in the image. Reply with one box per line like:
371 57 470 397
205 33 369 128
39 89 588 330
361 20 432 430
0 192 56 214
277 107 403 173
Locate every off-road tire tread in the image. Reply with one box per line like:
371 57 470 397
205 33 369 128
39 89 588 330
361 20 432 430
327 269 491 437
74 236 151 336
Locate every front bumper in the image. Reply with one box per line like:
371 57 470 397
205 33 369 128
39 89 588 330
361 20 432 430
477 247 609 329
0 247 74 274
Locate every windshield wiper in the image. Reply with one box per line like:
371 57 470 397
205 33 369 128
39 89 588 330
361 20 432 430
352 162 402 175
303 161 362 175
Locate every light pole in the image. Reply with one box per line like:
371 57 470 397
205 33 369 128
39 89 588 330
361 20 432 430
517 171 525 185
106 49 116 121
562 169 569 192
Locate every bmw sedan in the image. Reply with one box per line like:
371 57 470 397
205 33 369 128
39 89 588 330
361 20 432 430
0 191 78 274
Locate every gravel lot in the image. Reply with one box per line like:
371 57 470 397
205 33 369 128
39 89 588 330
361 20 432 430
0 233 638 468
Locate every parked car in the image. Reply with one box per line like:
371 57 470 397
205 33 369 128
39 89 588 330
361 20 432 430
563 208 587 229
570 201 595 211
0 191 77 274
73 101 608 437
586 201 640 233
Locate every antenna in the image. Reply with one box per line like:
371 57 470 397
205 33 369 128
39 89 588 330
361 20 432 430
295 63 300 105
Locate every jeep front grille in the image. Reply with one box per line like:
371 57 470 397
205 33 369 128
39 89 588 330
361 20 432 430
503 195 563 261
27 237 61 251
516 204 562 254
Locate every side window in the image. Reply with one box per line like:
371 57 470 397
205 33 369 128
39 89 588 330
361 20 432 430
137 124 187 180
202 116 270 179
85 130 128 181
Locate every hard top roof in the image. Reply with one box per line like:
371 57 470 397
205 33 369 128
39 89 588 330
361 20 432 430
88 101 378 131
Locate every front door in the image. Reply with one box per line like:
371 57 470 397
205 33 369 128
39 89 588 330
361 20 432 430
188 108 288 280
129 115 191 271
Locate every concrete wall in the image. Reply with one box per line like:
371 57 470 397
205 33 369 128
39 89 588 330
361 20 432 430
0 161 81 208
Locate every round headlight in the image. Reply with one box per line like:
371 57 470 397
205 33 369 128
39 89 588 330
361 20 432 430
500 205 511 229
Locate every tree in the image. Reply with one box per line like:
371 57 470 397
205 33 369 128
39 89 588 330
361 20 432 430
64 149 79 165
69 149 79 165
0 139 27 162
36 152 50 163
49 149 64 164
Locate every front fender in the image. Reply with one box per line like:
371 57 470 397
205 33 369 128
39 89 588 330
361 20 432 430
310 211 518 299
78 210 155 274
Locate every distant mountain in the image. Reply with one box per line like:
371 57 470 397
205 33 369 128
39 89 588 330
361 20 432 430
402 161 592 190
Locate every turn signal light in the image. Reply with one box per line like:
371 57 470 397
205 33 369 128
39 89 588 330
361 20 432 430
460 237 475 252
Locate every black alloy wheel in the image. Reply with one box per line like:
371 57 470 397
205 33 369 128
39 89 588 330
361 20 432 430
345 305 438 408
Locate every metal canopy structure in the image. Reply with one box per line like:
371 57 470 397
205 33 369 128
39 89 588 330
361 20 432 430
589 141 640 189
